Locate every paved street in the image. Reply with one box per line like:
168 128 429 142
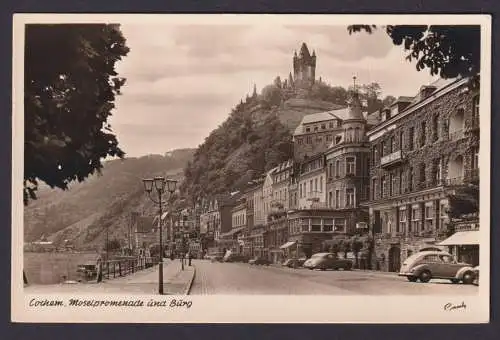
190 260 479 295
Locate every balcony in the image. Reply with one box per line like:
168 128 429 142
380 150 404 168
448 129 465 141
444 176 464 187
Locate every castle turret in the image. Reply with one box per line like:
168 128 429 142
343 76 366 144
293 43 316 89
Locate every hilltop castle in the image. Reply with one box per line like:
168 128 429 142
281 43 318 97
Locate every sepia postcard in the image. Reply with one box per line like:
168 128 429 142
12 13 491 323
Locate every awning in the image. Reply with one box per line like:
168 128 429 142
219 227 245 239
437 231 480 246
280 241 297 249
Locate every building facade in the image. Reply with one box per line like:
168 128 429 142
297 154 327 210
366 78 480 272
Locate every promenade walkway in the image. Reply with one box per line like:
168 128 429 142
24 259 195 295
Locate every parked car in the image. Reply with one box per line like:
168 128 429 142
282 257 307 268
224 254 250 263
398 251 476 284
249 257 270 266
473 266 479 285
303 253 353 271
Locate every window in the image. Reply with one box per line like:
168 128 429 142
311 218 321 232
390 136 396 153
432 114 439 142
355 127 361 142
425 203 434 231
421 121 426 146
326 135 332 142
411 206 420 233
472 96 480 122
329 163 333 178
314 126 319 132
408 127 415 151
373 146 379 165
399 208 407 233
321 124 326 130
346 156 356 175
381 140 386 157
390 173 395 196
335 160 340 177
306 136 312 144
419 163 426 187
329 122 334 129
423 254 440 262
439 202 448 230
306 127 311 133
335 190 340 208
408 167 414 191
335 135 342 144
309 180 313 193
323 219 333 232
346 188 355 207
301 218 310 232
399 130 405 151
372 178 377 200
328 191 333 207
433 158 442 184
381 176 386 198
334 218 346 232
319 176 323 192
472 147 479 170
297 138 303 145
314 178 318 192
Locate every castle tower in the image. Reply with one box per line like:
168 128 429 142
293 43 316 88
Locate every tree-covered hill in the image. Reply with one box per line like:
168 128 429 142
23 149 194 248
180 78 394 202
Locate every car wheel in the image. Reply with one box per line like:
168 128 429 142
333 267 339 271
419 270 432 283
450 279 460 284
345 264 352 271
309 267 314 270
462 271 475 285
407 276 418 282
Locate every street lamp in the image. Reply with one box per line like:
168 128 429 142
142 176 177 295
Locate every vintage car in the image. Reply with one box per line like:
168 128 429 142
223 254 250 263
303 253 353 271
473 266 479 285
282 257 307 268
398 251 476 284
248 257 270 266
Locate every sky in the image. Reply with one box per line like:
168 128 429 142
111 23 437 158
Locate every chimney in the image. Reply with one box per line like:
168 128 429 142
419 85 437 100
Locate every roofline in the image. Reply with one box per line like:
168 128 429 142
367 78 467 138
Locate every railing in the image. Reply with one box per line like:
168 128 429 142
380 150 403 167
103 257 154 279
444 176 464 186
448 129 465 141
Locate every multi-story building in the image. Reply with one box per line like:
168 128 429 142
284 92 370 259
221 196 247 254
293 111 345 161
297 153 327 210
324 90 370 232
366 78 480 272
271 160 293 212
240 179 264 257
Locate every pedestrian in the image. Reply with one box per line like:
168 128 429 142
96 258 103 283
188 251 192 266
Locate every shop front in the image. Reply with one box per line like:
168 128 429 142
438 230 480 266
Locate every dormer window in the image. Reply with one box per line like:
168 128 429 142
321 124 326 130
385 110 391 121
329 122 334 129
306 127 311 133
314 126 319 132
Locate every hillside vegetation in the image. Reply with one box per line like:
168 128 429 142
181 78 394 201
24 149 195 248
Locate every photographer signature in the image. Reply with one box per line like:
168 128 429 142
443 301 466 311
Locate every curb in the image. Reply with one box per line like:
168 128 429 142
183 265 196 295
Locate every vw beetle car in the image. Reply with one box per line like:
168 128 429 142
398 250 476 284
303 252 353 271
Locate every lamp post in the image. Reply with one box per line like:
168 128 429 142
142 177 177 295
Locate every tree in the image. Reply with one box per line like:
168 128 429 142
348 25 480 87
260 84 282 108
24 24 130 204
